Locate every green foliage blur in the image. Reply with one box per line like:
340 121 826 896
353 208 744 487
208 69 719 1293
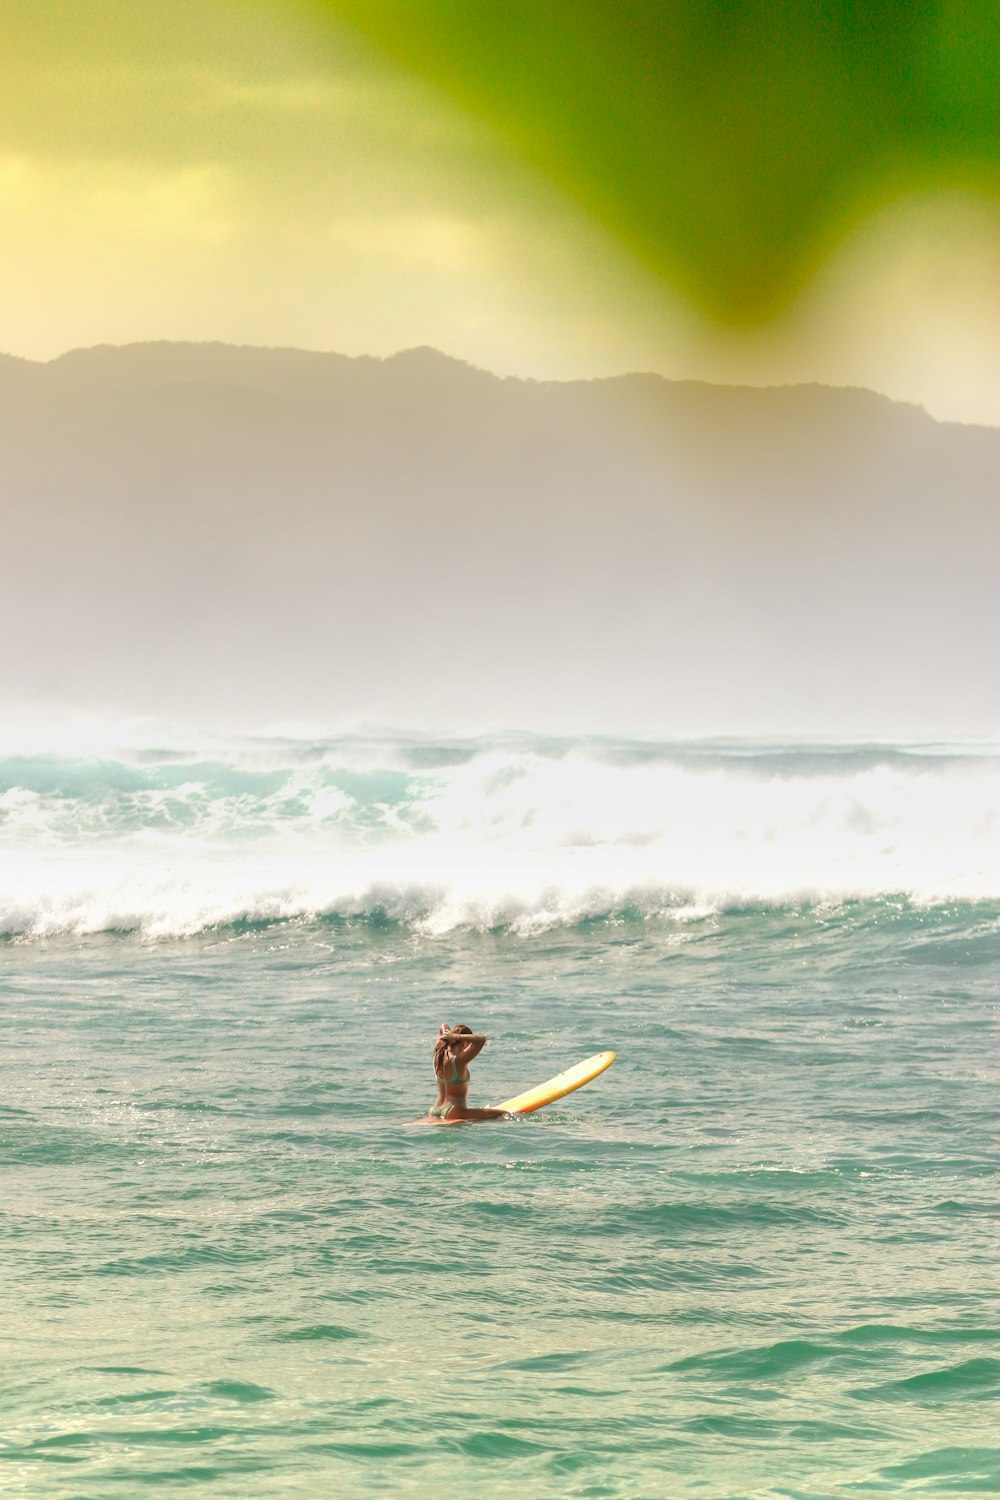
316 0 1000 322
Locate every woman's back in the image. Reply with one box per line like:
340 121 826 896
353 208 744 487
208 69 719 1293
426 1023 507 1124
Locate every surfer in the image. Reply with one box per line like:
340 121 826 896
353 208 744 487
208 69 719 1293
427 1023 508 1123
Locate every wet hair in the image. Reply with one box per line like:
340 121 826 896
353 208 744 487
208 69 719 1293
434 1022 472 1079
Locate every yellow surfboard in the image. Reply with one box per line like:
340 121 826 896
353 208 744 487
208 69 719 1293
496 1050 616 1115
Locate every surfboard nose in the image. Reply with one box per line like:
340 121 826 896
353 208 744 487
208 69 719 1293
496 1050 616 1114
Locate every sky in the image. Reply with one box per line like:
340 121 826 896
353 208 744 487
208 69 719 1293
4 0 1000 425
2 0 999 738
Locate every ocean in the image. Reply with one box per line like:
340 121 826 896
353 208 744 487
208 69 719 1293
3 729 999 1497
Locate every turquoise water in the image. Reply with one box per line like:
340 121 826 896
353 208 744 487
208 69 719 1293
3 733 1000 1497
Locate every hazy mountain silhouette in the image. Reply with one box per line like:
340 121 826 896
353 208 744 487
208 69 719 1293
2 342 997 731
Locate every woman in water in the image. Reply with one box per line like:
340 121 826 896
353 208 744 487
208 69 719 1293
427 1024 508 1123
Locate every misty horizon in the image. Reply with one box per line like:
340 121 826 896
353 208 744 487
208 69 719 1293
2 338 997 738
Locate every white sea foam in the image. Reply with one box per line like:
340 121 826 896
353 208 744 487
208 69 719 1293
2 733 1000 937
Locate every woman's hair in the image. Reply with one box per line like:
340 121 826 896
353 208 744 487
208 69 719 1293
434 1022 472 1078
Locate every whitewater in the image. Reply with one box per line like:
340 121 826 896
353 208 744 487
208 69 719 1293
4 727 999 1499
4 729 1000 938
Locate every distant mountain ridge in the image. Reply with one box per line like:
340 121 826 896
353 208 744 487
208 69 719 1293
0 342 501 400
0 338 975 427
1 341 997 731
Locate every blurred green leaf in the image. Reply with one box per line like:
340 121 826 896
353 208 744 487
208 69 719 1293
314 0 1000 321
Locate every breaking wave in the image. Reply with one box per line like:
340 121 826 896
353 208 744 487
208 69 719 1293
3 727 1000 938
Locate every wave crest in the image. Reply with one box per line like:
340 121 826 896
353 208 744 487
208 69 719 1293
3 733 1000 938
